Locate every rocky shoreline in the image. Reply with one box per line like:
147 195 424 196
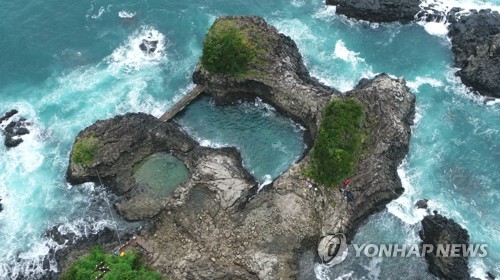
326 0 421 23
325 0 500 99
448 9 500 98
59 16 416 279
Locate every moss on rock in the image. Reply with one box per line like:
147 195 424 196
308 98 365 187
72 136 99 165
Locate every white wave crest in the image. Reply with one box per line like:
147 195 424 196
107 27 167 73
407 76 444 93
118 10 136 18
333 40 364 65
386 161 429 225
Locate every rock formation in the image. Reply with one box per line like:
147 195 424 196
416 199 428 209
448 9 500 98
193 16 337 137
66 113 256 221
419 213 471 280
326 0 421 23
63 16 416 279
0 109 31 148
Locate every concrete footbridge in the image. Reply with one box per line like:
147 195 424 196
159 85 205 122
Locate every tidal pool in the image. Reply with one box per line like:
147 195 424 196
133 153 190 196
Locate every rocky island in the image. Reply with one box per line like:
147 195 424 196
61 16 415 279
448 9 500 98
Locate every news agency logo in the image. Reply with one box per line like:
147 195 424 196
318 233 488 268
318 233 348 267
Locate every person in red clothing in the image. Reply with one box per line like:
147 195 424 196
343 178 352 187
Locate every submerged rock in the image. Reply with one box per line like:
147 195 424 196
139 39 158 54
326 0 421 23
416 199 428 209
0 110 30 148
0 109 18 124
448 9 500 98
419 213 470 280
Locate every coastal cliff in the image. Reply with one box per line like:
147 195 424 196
63 16 415 279
326 0 421 23
448 9 500 98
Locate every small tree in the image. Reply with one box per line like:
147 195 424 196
308 98 364 187
201 20 256 76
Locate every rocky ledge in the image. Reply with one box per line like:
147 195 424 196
326 0 421 23
64 16 415 279
448 9 500 98
193 16 336 137
66 113 257 221
419 213 470 280
137 73 414 279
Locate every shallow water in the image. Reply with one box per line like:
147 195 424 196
0 0 498 278
133 153 190 195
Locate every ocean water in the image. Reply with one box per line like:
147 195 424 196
0 0 498 279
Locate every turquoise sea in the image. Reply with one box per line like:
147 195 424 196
0 0 498 279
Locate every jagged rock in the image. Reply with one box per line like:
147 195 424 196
1 111 30 148
139 39 158 54
4 137 23 148
416 199 428 209
419 213 470 280
487 272 497 280
0 109 18 124
326 0 421 23
448 9 500 98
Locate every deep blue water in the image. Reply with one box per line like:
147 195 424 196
0 0 498 279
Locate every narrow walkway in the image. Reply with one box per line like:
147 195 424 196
159 85 205 122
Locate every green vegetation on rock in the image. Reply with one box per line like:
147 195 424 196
61 246 162 280
308 98 365 188
72 136 99 165
201 19 258 76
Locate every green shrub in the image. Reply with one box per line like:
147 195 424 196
72 136 99 165
61 246 162 280
308 98 364 188
201 20 257 75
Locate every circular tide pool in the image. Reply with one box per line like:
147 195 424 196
133 153 190 195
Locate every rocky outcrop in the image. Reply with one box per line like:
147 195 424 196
448 9 500 98
193 16 337 138
312 73 415 239
416 199 428 209
143 74 415 279
326 0 421 23
0 109 31 148
63 17 416 280
419 213 471 280
66 113 256 221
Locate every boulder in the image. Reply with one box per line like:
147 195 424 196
0 109 18 124
448 9 500 98
326 0 422 23
419 213 470 280
416 199 428 209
